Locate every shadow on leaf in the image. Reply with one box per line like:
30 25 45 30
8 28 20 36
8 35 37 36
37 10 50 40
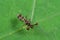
10 18 19 30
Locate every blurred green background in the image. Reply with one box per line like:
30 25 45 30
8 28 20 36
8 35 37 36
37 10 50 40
0 0 60 40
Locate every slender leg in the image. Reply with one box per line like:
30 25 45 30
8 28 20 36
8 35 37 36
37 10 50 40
26 26 30 30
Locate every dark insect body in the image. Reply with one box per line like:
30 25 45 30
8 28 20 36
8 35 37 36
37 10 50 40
17 14 38 30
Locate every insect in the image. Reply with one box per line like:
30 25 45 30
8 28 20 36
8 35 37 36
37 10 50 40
17 14 38 30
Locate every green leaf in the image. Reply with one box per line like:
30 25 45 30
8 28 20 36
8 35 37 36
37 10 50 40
0 0 60 40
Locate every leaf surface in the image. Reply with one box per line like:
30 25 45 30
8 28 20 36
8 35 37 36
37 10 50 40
0 0 60 40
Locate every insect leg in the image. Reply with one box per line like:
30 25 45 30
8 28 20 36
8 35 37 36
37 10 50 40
26 26 30 30
34 22 38 25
